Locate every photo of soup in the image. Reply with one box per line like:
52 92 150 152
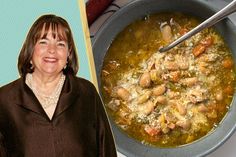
101 12 235 147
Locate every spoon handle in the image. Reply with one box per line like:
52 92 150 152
159 0 236 52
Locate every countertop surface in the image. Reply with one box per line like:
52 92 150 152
89 0 236 156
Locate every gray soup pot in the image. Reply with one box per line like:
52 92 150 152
92 0 236 156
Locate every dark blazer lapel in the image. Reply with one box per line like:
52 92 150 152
16 78 47 117
52 74 79 119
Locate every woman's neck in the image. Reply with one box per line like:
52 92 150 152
31 72 63 96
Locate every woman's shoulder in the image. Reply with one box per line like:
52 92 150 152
69 75 97 92
0 78 22 93
73 76 93 85
0 78 22 104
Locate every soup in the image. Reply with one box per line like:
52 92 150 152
101 13 235 147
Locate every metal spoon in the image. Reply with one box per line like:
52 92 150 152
159 0 236 53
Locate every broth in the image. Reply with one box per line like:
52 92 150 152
101 13 235 147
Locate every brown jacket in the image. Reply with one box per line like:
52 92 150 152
0 74 117 157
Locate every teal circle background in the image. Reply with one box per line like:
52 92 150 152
0 0 90 86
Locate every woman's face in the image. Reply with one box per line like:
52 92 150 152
32 26 68 77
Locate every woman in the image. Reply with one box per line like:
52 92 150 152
0 14 117 157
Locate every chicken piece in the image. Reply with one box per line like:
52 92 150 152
198 62 211 75
160 23 173 42
198 53 218 63
188 87 207 104
176 103 187 115
176 120 191 131
144 125 161 136
147 57 156 70
107 99 120 111
181 77 198 87
165 111 177 123
179 61 189 70
164 61 179 71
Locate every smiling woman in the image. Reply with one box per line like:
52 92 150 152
32 26 69 77
0 14 117 157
